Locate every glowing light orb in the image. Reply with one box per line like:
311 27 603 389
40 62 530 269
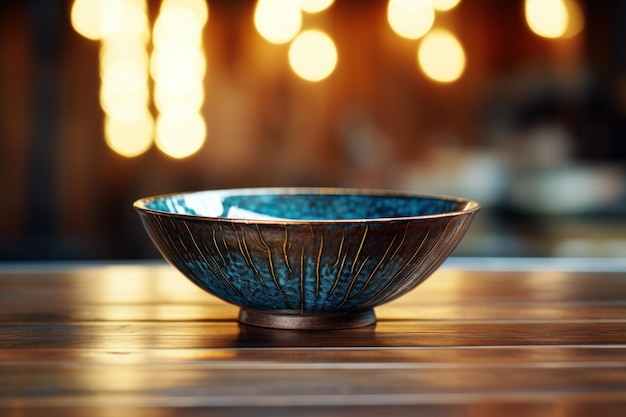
254 0 302 44
432 0 461 11
288 30 337 82
525 0 569 39
71 0 124 40
387 0 435 40
105 111 154 157
417 29 466 83
300 0 334 13
155 112 206 158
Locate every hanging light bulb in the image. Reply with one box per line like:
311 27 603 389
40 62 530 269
155 112 207 159
387 0 435 40
432 0 461 12
417 29 466 83
254 0 302 44
300 0 334 14
152 0 208 158
95 0 153 157
71 0 124 40
288 29 338 82
525 0 569 39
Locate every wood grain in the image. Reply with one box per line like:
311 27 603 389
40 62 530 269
1 262 626 416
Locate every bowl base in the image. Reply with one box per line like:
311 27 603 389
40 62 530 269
238 308 376 330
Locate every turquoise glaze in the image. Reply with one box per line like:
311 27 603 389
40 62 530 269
135 188 479 324
145 191 464 220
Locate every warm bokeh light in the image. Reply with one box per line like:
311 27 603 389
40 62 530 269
300 0 334 14
152 0 208 45
99 43 149 76
563 0 584 38
417 29 466 83
387 0 435 40
99 40 150 122
71 0 123 40
432 0 461 11
73 0 210 159
150 42 206 84
160 0 209 27
525 0 569 39
100 89 149 121
254 0 302 44
101 58 146 93
103 0 150 44
93 0 153 157
155 112 206 159
105 111 154 157
154 83 205 114
152 0 208 158
100 91 149 124
288 30 338 82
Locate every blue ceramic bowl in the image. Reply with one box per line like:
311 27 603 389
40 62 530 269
134 188 479 329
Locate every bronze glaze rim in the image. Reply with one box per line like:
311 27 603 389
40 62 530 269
133 187 481 224
238 308 377 330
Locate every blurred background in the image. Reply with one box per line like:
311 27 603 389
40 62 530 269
1 0 625 261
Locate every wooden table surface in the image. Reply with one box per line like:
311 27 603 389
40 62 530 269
2 259 626 416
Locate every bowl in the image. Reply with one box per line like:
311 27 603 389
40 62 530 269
134 188 479 330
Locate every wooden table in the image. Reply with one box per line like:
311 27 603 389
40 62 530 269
2 259 626 416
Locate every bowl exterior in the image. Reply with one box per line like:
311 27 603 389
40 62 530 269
137 210 476 313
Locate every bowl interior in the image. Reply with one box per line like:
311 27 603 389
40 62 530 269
140 189 477 221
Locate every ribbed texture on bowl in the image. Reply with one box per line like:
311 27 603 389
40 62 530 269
135 189 478 314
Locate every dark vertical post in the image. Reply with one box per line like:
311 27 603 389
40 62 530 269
608 1 626 160
24 0 61 256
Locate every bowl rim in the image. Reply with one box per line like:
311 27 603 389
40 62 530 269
133 187 481 224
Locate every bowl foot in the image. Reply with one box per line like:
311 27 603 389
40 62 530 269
238 308 376 330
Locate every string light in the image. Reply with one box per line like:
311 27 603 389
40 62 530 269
288 30 338 82
99 56 150 121
417 29 466 83
562 0 584 38
525 0 568 38
152 0 208 158
432 0 461 12
254 0 302 44
99 0 152 157
255 0 337 82
72 0 209 159
105 110 154 157
71 0 124 40
387 0 435 40
525 0 584 39
73 0 588 157
386 0 466 83
299 0 334 13
155 112 206 159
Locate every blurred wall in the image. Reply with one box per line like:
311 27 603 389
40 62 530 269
1 0 625 260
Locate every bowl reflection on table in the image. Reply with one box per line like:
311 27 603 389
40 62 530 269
134 188 479 330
